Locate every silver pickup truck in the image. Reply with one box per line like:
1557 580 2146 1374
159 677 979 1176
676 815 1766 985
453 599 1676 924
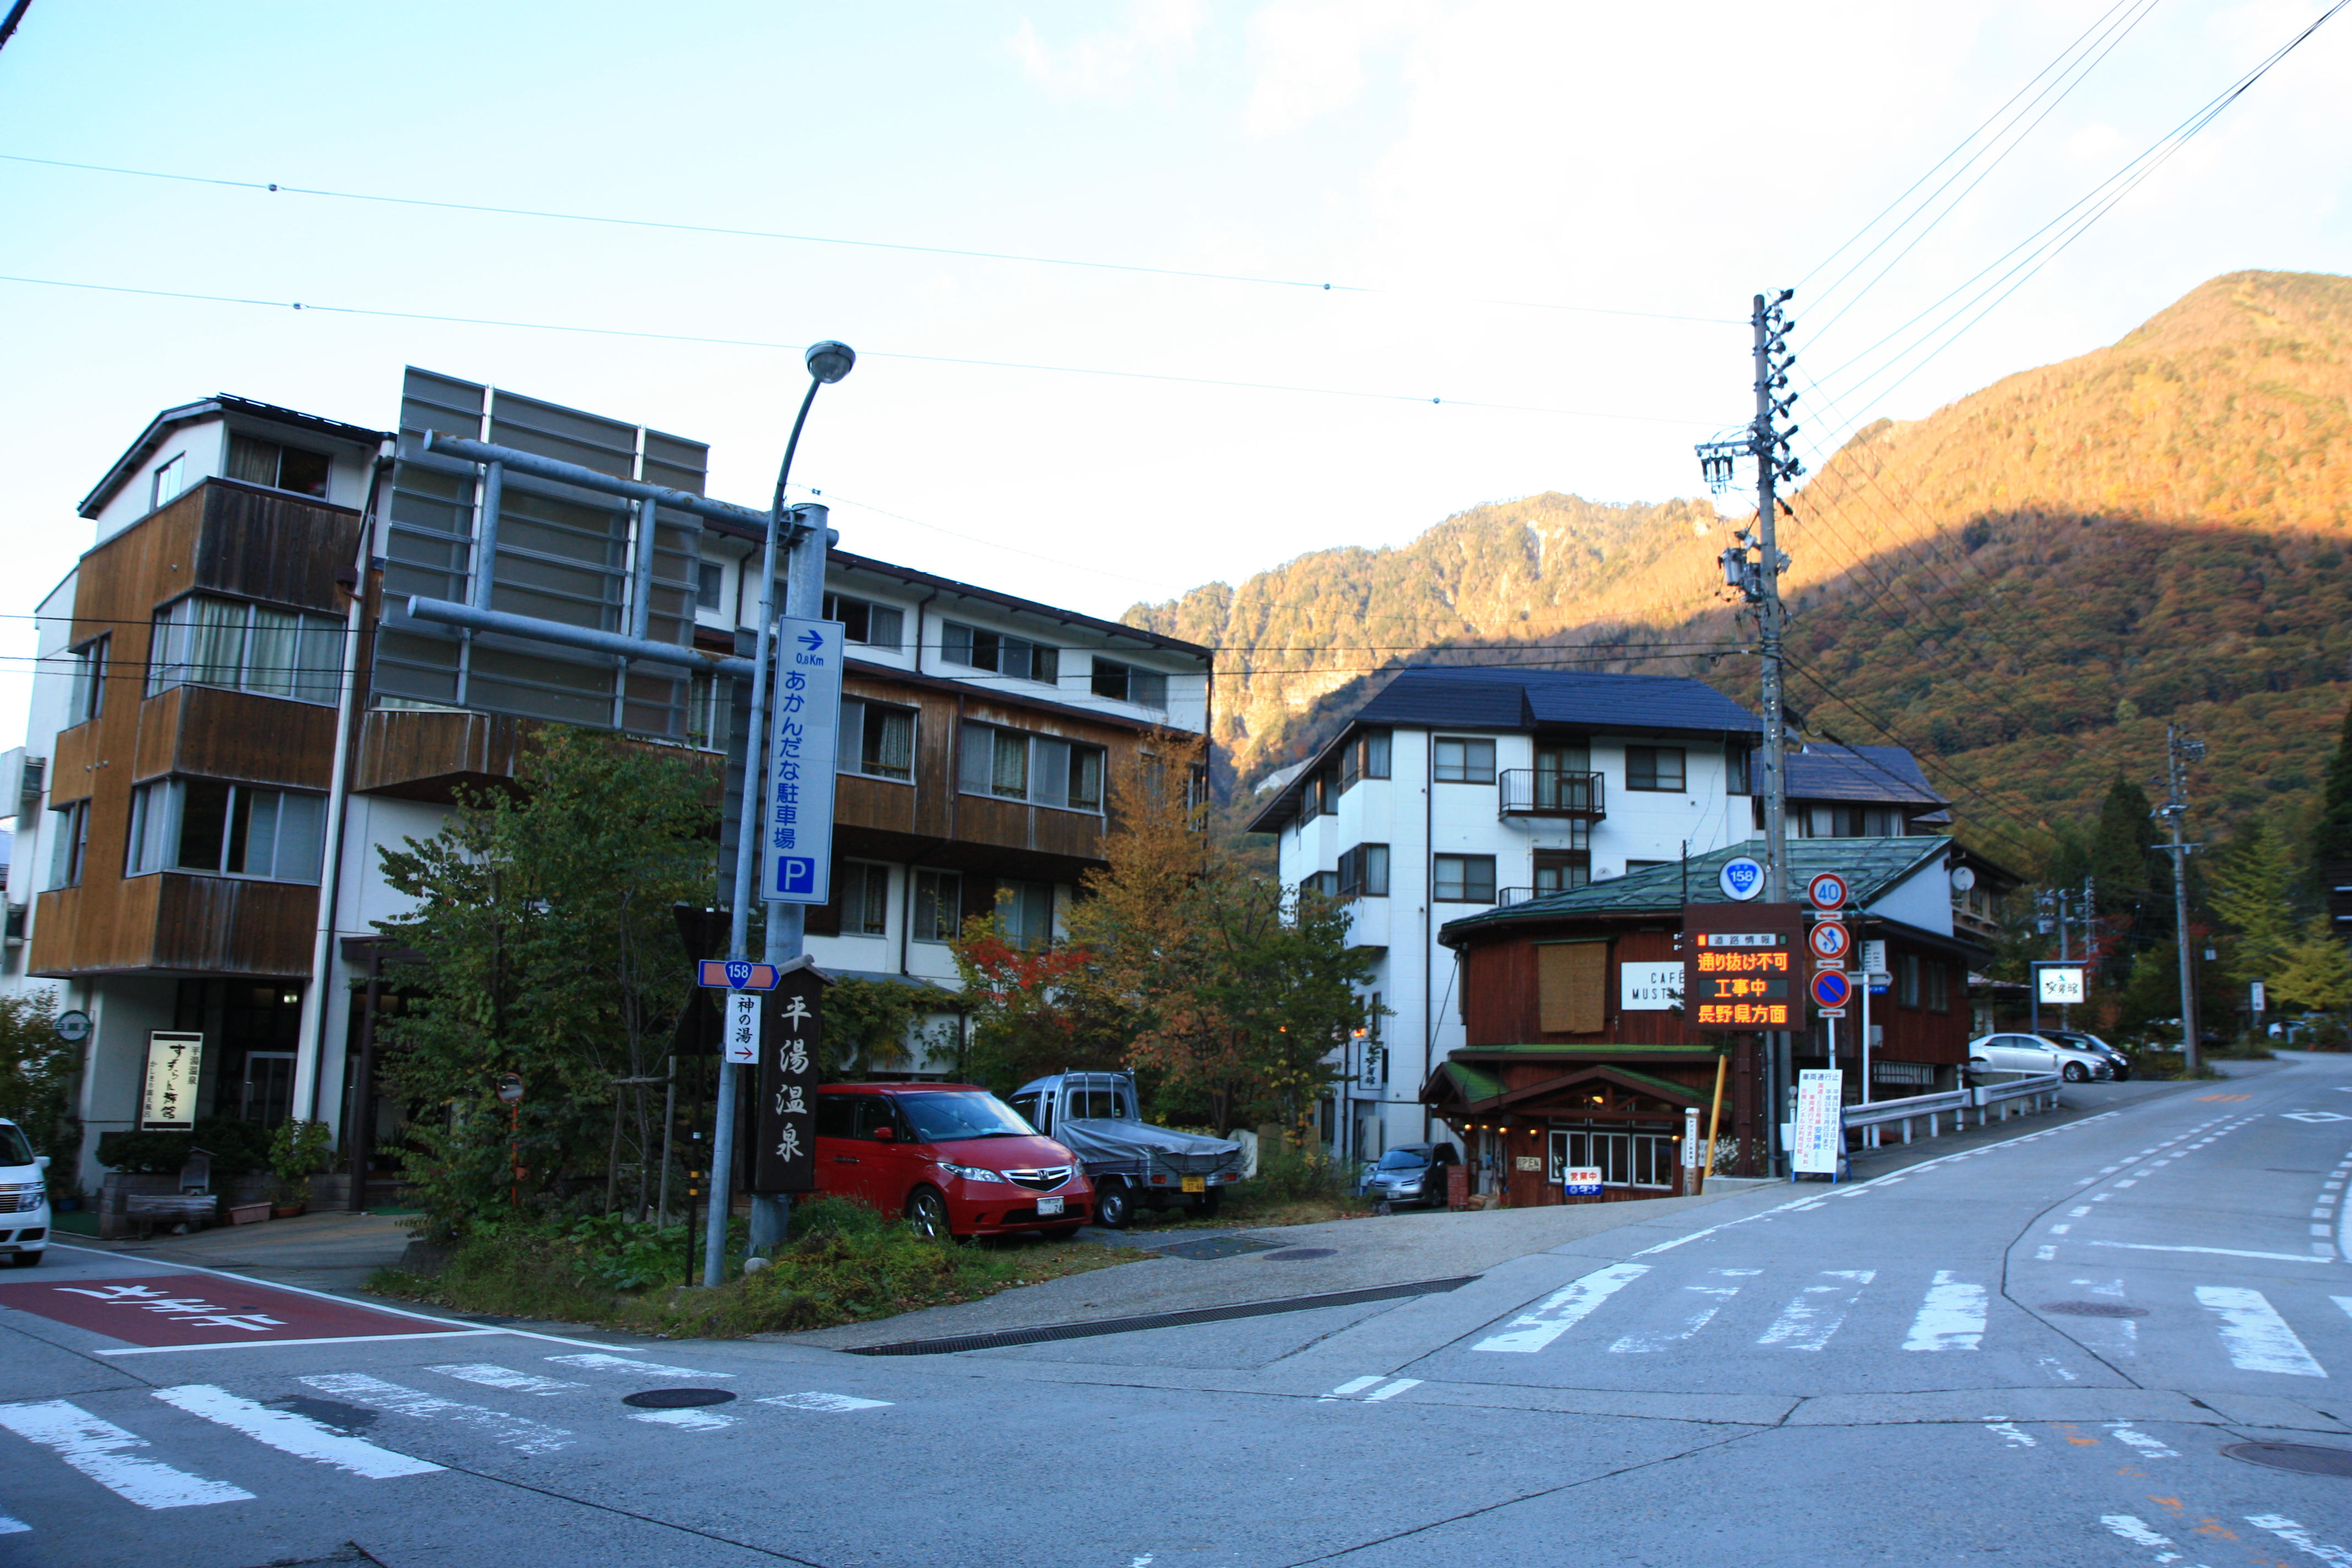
1008 1071 1245 1228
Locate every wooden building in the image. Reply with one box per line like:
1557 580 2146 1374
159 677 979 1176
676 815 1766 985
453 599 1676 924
1425 837 1989 1197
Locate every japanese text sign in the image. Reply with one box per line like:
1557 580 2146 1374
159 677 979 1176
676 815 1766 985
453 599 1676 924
763 617 846 906
1683 903 1801 1032
753 966 827 1193
140 1032 203 1131
725 992 760 1066
1792 1069 1844 1175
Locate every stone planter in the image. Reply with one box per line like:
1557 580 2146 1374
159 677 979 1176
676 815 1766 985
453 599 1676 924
272 1202 306 1219
227 1202 272 1226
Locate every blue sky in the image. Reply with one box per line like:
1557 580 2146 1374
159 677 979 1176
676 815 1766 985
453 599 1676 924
0 1 2345 742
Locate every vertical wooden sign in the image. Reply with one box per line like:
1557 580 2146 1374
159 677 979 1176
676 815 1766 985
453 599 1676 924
752 962 827 1193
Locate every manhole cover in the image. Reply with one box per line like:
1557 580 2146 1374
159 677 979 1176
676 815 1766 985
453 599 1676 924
621 1387 737 1409
1154 1235 1280 1261
2222 1442 2352 1478
2041 1300 2148 1317
1264 1248 1338 1261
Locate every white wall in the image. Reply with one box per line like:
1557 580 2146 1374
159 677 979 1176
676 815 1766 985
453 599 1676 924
1863 855 1958 938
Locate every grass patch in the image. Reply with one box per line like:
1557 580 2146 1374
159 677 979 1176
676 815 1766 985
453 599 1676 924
366 1199 1134 1339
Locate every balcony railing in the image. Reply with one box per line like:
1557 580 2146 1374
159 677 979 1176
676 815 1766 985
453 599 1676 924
1496 886 1536 907
1499 768 1605 820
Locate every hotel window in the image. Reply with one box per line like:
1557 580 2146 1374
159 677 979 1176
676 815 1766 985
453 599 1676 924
47 800 88 890
226 433 331 499
1338 728 1391 791
1533 845 1589 895
149 596 344 705
841 862 891 937
126 780 325 883
837 700 916 781
1303 870 1341 898
824 592 905 652
685 671 729 754
1337 843 1389 899
1433 854 1496 903
941 620 1057 683
151 454 186 511
696 562 723 612
66 636 107 726
1433 736 1496 785
996 879 1056 950
1089 657 1168 710
958 723 1103 811
1626 746 1686 792
1727 742 1754 795
911 869 963 944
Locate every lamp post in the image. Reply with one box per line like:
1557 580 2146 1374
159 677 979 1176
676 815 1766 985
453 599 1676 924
703 340 854 1288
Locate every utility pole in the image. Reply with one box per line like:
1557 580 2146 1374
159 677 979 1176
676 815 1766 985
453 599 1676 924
2156 723 2206 1076
1697 289 1801 1173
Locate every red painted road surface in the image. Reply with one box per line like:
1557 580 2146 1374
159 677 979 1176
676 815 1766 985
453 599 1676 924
0 1273 457 1346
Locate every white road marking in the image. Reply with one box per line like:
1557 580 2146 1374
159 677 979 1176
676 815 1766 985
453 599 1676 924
2092 1242 2332 1264
0 1400 253 1510
2247 1513 2352 1567
544 1353 728 1379
2104 1424 2180 1460
627 1407 738 1431
1985 1422 2036 1448
2035 1245 2057 1260
2334 1297 2352 1322
150 1385 440 1479
1362 1379 1421 1402
2035 1355 2079 1382
298 1373 573 1454
1474 1263 1649 1353
1610 1270 1756 1353
2070 1206 2092 1217
0 1511 25 1534
1756 1270 1875 1351
2100 1514 2172 1548
2049 1224 2071 1234
1321 1376 1383 1400
757 1392 893 1413
426 1363 586 1397
2196 1287 2326 1378
100 1329 503 1357
1903 1271 1987 1351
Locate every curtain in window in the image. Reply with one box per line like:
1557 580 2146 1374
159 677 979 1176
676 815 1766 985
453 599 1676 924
959 723 993 794
991 729 1028 798
292 615 343 704
837 701 867 773
1070 746 1103 810
872 709 914 777
244 608 300 697
1031 738 1071 807
188 599 248 687
226 434 280 485
149 603 189 694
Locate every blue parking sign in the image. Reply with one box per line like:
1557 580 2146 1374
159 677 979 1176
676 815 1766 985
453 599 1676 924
762 617 845 905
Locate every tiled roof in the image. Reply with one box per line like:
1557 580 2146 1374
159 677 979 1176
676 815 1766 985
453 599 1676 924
1785 743 1946 807
1437 834 1952 943
1352 666 1762 737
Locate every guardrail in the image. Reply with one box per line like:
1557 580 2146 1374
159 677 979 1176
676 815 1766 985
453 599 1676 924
1974 1072 2063 1118
1839 1071 2063 1150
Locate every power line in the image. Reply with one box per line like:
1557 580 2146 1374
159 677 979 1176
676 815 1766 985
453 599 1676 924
0 151 1744 327
0 273 1724 427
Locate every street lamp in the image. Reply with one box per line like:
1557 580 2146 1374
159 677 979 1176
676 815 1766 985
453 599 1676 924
704 339 856 1288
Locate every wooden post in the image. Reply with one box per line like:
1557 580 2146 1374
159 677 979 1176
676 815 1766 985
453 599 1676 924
1703 1051 1728 1179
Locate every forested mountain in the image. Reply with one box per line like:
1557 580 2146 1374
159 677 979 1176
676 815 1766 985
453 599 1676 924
1131 270 2352 862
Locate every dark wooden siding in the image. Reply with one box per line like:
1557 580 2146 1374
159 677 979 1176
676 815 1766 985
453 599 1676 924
190 481 363 611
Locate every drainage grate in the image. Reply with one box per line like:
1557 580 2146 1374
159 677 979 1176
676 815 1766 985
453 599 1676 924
2222 1442 2352 1478
621 1388 737 1409
1153 1235 1281 1261
2041 1301 2149 1317
847 1276 1478 1357
1264 1248 1338 1261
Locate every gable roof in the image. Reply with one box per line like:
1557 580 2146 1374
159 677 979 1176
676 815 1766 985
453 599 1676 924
80 394 389 519
1437 834 1953 944
1785 743 1946 808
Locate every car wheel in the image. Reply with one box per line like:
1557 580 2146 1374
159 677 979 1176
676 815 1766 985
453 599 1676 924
2062 1061 2088 1082
1190 1189 1222 1220
1095 1181 1134 1230
8 1251 40 1268
904 1186 952 1242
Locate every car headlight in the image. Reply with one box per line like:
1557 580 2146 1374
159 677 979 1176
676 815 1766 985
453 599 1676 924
937 1162 1008 1185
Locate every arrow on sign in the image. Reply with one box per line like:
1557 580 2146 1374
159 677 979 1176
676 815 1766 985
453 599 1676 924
798 629 826 652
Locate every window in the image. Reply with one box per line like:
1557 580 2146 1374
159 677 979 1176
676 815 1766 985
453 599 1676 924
941 620 1057 683
1533 848 1589 895
958 723 1103 810
696 562 723 612
1303 870 1341 898
1433 853 1496 903
1433 737 1496 785
1626 746 1686 792
66 636 107 726
1800 805 1913 839
685 671 729 753
226 434 331 498
1089 657 1168 709
47 799 88 889
149 596 344 705
996 879 1055 950
151 454 186 511
1548 1128 1676 1189
1338 728 1392 791
1625 859 1670 874
1337 843 1390 899
836 700 916 781
842 862 891 937
824 593 905 651
126 780 324 883
1315 767 1338 816
1727 743 1754 795
1926 960 1950 1013
1899 952 1921 1008
912 869 963 943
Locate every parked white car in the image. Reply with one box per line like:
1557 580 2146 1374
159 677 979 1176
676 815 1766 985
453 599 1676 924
1967 1032 2113 1084
0 1117 51 1268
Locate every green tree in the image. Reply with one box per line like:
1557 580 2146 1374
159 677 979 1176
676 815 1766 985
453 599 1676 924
2272 916 2352 1015
2087 775 2160 923
375 727 717 1237
2311 699 2352 874
0 991 78 1191
2208 818 2300 981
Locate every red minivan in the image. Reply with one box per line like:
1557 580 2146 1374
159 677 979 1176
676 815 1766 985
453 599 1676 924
813 1083 1093 1240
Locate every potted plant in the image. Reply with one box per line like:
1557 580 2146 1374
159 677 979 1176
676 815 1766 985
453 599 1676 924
268 1119 333 1217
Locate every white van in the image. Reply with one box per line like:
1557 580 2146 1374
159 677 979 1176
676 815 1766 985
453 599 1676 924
0 1118 51 1267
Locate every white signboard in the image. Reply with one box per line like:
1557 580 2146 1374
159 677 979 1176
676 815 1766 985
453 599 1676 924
1719 856 1765 901
1683 1107 1700 1170
1860 939 1889 993
2249 979 2266 1013
723 992 761 1065
2037 966 2086 1005
763 616 847 905
1562 1166 1603 1197
1620 961 1684 1011
140 1032 203 1131
1791 1068 1843 1175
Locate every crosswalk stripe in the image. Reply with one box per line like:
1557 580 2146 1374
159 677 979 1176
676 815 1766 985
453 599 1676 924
0 1511 29 1534
1321 1377 1382 1400
545 1353 728 1380
1756 1270 1875 1351
627 1408 739 1431
0 1400 253 1510
427 1363 586 1397
298 1374 574 1455
2247 1513 2352 1567
1362 1379 1421 1402
1610 1269 1755 1353
150 1385 440 1479
2195 1287 2327 1378
1902 1271 1987 1352
757 1392 893 1412
1474 1263 1649 1354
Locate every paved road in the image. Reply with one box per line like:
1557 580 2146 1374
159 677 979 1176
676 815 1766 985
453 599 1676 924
3 1059 2348 1567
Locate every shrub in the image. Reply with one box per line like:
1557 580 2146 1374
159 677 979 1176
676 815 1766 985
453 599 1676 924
96 1117 274 1177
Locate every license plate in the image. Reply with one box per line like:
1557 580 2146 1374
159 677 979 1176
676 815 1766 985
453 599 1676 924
1181 1177 1205 1194
1036 1196 1064 1216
